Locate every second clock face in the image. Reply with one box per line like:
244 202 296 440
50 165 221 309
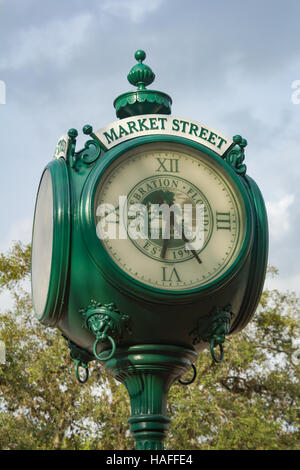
93 142 247 291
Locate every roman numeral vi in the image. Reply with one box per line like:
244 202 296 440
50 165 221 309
162 266 181 282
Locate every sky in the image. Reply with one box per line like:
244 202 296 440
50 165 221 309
0 0 300 302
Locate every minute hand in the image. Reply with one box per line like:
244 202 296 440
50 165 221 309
182 232 202 264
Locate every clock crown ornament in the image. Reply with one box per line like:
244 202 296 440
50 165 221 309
113 49 172 118
127 49 155 89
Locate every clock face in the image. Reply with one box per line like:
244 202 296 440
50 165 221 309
31 159 70 325
31 168 54 317
93 142 247 291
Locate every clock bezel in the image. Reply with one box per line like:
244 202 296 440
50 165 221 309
31 158 71 326
80 135 254 302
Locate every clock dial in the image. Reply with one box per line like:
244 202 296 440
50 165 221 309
31 169 54 317
94 143 246 291
31 159 70 325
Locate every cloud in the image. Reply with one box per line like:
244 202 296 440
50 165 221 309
266 194 295 242
0 217 33 253
265 272 300 295
0 13 93 70
100 0 164 23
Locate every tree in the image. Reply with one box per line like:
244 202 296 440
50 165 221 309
0 242 299 449
0 242 132 450
168 278 300 449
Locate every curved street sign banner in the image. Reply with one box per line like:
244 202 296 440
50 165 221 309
94 114 233 156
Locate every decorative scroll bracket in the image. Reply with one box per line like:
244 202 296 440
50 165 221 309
65 125 106 171
223 135 248 176
81 124 107 164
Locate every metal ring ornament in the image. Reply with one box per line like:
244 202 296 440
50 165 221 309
178 364 197 385
210 338 224 363
93 335 116 362
75 360 89 384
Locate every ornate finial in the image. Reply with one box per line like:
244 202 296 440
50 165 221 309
114 49 172 119
127 50 155 90
135 49 146 62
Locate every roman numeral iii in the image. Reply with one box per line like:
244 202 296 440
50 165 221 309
216 211 231 230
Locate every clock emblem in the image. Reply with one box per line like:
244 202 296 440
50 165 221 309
126 175 213 263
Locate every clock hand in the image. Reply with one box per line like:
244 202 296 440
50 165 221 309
160 211 173 259
191 250 202 264
160 237 169 259
160 207 202 264
151 192 172 259
182 232 202 264
174 217 202 265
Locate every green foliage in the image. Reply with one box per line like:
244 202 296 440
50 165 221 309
166 286 300 450
0 243 299 450
0 242 31 290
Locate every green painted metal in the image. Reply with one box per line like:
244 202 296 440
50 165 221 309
127 50 155 89
189 304 234 363
32 133 267 448
114 50 172 119
104 344 197 450
80 300 131 361
31 50 268 450
223 134 248 175
31 158 71 327
64 336 93 384
178 363 197 385
230 175 269 334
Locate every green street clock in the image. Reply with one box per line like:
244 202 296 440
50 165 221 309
31 50 268 450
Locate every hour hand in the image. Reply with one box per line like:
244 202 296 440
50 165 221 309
160 211 173 259
175 219 202 265
160 238 168 259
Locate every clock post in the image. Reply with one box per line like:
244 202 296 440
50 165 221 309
31 50 268 450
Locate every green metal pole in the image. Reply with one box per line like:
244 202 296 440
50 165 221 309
105 344 196 450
